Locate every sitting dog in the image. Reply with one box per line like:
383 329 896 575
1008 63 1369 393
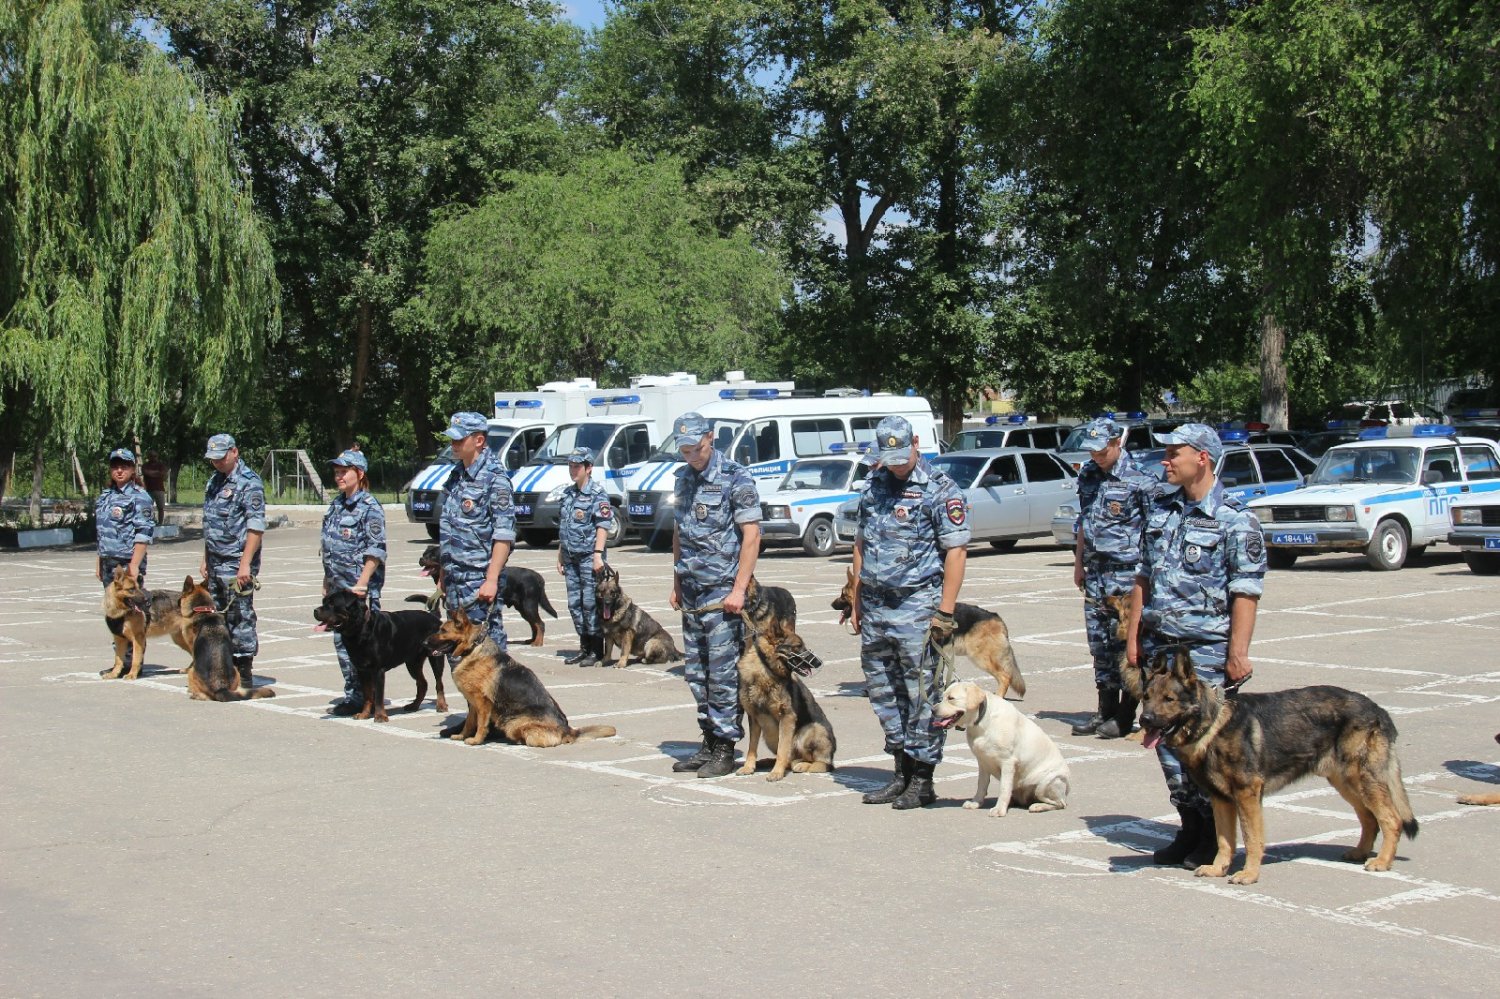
180 575 275 702
736 578 836 781
832 567 1026 698
1134 647 1418 885
1457 733 1500 806
408 545 556 646
314 589 447 721
594 563 680 668
425 610 616 747
933 680 1069 816
100 567 194 679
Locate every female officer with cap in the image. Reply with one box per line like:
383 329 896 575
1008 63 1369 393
320 449 387 715
556 447 612 667
94 448 155 676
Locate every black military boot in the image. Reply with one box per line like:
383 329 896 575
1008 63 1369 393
1072 688 1118 736
1096 691 1136 739
891 759 937 810
1182 808 1219 870
672 736 714 772
576 635 600 668
696 735 738 779
861 752 910 804
1153 805 1203 865
564 639 589 666
234 656 254 692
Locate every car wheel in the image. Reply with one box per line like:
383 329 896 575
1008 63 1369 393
1464 551 1500 575
1364 520 1408 571
603 509 625 548
1266 549 1298 570
425 523 440 542
520 528 554 549
989 539 1018 551
801 516 836 557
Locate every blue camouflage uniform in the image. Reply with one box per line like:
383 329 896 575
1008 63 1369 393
1139 478 1267 811
856 458 970 766
439 418 515 658
1077 446 1158 690
321 475 387 704
203 450 266 659
674 448 761 742
95 479 155 588
558 469 613 642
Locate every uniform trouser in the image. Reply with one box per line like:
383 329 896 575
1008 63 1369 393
678 577 743 742
561 553 601 638
100 557 144 667
1143 635 1226 815
206 558 258 658
1083 565 1136 691
859 584 947 766
444 567 507 668
326 579 381 702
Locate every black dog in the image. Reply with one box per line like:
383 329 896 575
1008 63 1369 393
314 589 447 722
408 545 556 646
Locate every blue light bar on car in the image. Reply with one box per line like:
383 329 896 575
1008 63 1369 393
1218 429 1250 443
828 441 873 454
1126 410 1147 420
1096 411 1116 419
717 387 786 400
1008 413 1029 424
1361 424 1458 440
513 399 543 409
588 394 641 406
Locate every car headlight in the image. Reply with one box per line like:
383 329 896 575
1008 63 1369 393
1454 507 1482 526
1326 506 1355 522
544 483 568 502
656 491 675 507
762 504 791 520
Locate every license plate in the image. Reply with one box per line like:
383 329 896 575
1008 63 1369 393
628 503 654 517
515 503 532 517
1271 532 1317 545
1485 537 1500 551
411 501 431 513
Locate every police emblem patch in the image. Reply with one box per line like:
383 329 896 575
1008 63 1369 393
1246 532 1265 561
369 521 383 539
573 509 586 522
1185 543 1202 561
220 487 233 499
111 505 124 519
887 435 899 446
1108 500 1122 517
249 493 263 510
341 528 353 539
945 497 966 525
462 498 475 513
694 503 708 520
597 502 611 518
894 505 910 521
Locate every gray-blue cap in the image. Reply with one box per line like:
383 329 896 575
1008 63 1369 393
1078 417 1122 452
566 446 594 465
1153 422 1223 462
672 412 712 448
204 433 236 459
108 447 136 464
443 411 489 440
871 415 915 465
329 449 368 471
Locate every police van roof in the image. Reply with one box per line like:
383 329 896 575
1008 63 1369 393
697 395 932 418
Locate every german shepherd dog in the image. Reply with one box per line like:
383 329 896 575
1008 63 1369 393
1134 648 1418 885
594 563 681 668
314 589 447 721
407 545 557 646
425 610 617 747
1458 733 1500 806
736 578 836 781
832 567 1026 699
180 575 275 702
100 567 194 679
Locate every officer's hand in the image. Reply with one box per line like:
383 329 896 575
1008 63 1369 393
350 584 367 598
1073 560 1085 590
669 586 681 611
592 554 604 574
199 560 208 579
556 558 564 575
1226 650 1253 685
476 579 498 604
235 564 252 588
724 587 745 616
928 609 957 647
96 564 103 582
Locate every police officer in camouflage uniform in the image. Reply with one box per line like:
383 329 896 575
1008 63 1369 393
1127 423 1266 867
1071 417 1158 739
556 447 612 668
201 433 267 691
95 448 155 676
849 416 970 810
320 449 387 715
668 412 761 779
438 412 515 667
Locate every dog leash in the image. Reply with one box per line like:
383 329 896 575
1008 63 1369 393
922 633 957 708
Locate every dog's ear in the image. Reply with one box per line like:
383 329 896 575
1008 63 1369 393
182 574 195 593
1170 647 1196 683
1147 648 1172 677
964 682 985 715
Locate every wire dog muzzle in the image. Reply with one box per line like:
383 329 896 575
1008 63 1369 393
778 643 823 677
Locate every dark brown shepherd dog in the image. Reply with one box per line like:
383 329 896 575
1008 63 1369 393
736 578 836 781
425 610 617 747
832 567 1026 699
180 575 275 702
100 567 194 679
594 563 680 668
406 545 557 646
314 589 447 721
1133 648 1418 885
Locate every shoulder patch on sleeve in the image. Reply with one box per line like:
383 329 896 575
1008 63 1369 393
945 497 966 526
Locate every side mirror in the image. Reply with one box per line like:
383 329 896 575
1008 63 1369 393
1220 475 1240 488
978 474 1004 489
608 446 626 469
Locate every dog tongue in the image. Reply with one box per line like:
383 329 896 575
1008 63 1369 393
1141 727 1161 750
313 622 329 633
420 568 432 577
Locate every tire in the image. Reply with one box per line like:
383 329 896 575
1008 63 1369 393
603 509 625 548
1464 551 1500 575
801 516 836 557
1364 520 1408 571
425 522 440 542
520 528 554 549
1267 549 1298 570
989 538 1019 551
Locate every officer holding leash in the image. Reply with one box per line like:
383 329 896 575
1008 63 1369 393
96 447 154 589
320 449 387 715
848 416 969 810
556 447 612 668
201 433 266 692
1127 423 1266 867
438 412 515 661
668 412 761 779
1072 416 1158 739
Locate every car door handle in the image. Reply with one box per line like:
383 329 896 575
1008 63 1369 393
1011 488 1025 495
1461 485 1470 492
1253 488 1266 496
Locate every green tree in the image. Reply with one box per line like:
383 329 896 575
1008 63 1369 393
0 0 278 504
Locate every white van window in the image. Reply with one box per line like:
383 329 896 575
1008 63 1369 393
850 416 882 440
792 418 846 456
735 420 782 465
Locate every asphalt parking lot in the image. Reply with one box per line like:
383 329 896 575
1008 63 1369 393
3 521 1499 995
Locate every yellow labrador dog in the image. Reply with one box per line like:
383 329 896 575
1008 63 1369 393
934 681 1070 816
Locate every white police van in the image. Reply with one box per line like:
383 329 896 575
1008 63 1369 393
1448 493 1500 574
1248 425 1500 571
623 392 940 547
758 443 872 556
948 414 1074 452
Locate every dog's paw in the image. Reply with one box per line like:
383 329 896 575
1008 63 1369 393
1363 857 1393 873
1228 870 1260 885
1341 847 1372 864
962 799 981 810
737 764 757 777
463 735 484 745
374 715 390 724
766 770 786 783
1194 864 1228 878
988 806 1009 818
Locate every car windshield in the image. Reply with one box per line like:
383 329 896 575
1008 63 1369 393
778 459 853 492
1135 449 1168 479
530 423 618 464
484 424 517 453
949 430 1007 451
930 454 987 488
647 419 744 461
1310 445 1419 485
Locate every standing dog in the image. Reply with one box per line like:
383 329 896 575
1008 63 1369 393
594 563 680 668
181 575 275 702
934 681 1069 815
408 545 556 645
736 578 836 781
832 567 1026 698
425 610 616 746
100 567 193 679
314 589 447 721
1135 648 1418 885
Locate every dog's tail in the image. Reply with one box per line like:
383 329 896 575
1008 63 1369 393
570 724 616 741
405 594 428 605
539 589 557 618
1387 758 1419 840
998 646 1026 700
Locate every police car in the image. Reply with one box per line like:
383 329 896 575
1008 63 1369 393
947 414 1074 453
404 407 551 540
757 445 870 556
1248 425 1500 571
1448 494 1500 575
1057 412 1163 471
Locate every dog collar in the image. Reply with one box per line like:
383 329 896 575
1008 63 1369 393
190 604 216 615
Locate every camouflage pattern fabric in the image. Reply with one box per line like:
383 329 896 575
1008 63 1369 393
94 482 155 576
678 577 744 742
203 460 266 571
672 450 760 588
859 584 947 764
855 460 970 590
